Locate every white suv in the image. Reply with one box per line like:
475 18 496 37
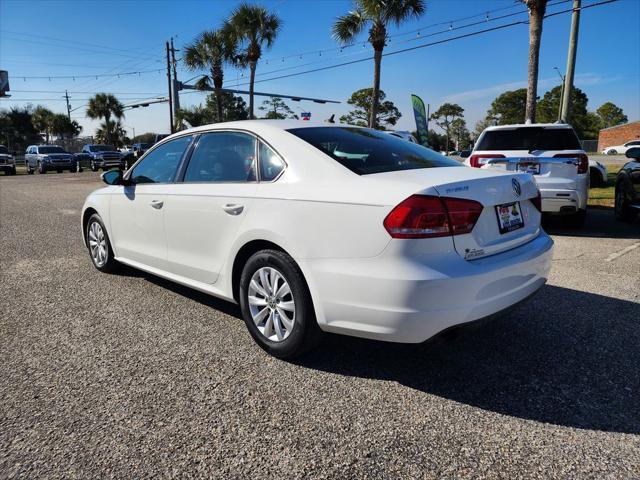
468 123 589 228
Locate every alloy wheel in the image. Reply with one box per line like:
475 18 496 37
88 221 108 267
248 267 296 342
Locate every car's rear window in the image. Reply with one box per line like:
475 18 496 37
477 127 581 151
287 127 460 175
38 146 66 154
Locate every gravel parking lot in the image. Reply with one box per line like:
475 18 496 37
1 172 639 479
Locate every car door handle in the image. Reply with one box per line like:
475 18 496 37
150 200 164 209
223 203 244 215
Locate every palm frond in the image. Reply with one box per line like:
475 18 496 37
332 10 367 44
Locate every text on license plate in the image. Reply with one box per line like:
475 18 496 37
495 201 524 234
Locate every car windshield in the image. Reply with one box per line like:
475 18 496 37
477 127 581 151
89 145 115 152
39 146 66 154
287 127 461 175
0 146 9 154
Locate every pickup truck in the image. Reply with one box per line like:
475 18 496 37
80 144 124 172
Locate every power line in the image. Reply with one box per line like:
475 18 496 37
219 0 617 89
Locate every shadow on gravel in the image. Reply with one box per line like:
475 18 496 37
543 207 639 239
113 264 243 319
295 285 640 434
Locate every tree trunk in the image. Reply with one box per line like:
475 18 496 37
249 60 257 120
213 66 224 122
445 126 450 154
525 9 544 123
214 88 224 122
369 48 383 129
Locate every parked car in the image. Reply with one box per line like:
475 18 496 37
589 159 608 187
0 145 16 175
25 145 77 174
82 120 553 358
614 147 640 222
468 123 589 228
81 144 124 171
602 140 640 155
132 142 151 158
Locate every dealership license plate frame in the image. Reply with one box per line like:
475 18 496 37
495 201 525 234
516 161 541 175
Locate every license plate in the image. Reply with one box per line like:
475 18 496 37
516 162 540 175
495 202 524 234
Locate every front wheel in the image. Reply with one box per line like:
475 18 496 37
91 162 98 172
38 162 46 174
86 214 119 273
607 149 618 155
239 249 323 359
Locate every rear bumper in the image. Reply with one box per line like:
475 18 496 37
0 164 15 172
302 232 553 343
538 175 588 213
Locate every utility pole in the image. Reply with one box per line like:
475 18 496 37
560 0 581 123
64 90 71 120
170 37 181 131
166 41 174 134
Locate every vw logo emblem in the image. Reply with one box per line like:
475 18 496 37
512 178 521 197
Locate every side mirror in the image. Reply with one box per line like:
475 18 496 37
102 169 123 185
625 147 640 160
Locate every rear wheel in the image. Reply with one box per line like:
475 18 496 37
9 167 16 175
615 184 635 222
86 214 119 273
608 149 618 155
589 168 603 187
26 163 34 174
239 249 323 359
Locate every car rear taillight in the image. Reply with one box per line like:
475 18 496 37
384 195 483 239
554 153 588 174
469 153 505 168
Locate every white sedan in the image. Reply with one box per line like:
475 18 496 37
82 120 553 358
602 140 640 155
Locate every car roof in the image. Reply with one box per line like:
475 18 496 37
170 119 358 137
484 123 574 131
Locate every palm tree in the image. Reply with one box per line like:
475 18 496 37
32 106 55 143
184 28 237 122
333 0 425 129
226 3 281 119
521 0 548 123
86 93 124 145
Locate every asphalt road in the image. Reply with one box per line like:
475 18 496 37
1 172 639 479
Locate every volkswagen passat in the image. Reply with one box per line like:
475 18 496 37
81 121 553 358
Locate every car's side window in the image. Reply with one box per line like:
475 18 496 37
258 141 285 181
183 132 257 183
129 136 192 185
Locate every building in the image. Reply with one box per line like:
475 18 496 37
597 120 640 152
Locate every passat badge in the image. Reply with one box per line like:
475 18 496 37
512 178 521 197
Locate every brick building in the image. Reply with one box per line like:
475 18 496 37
598 120 640 152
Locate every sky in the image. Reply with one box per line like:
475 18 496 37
1 0 639 139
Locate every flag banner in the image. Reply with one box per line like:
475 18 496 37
411 94 428 146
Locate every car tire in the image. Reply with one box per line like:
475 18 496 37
38 162 46 174
562 209 587 228
91 162 98 172
57 169 63 173
608 149 617 155
589 168 603 187
614 184 635 222
9 167 16 175
26 165 34 174
239 249 323 359
86 213 119 273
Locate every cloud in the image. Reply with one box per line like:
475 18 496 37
442 73 620 103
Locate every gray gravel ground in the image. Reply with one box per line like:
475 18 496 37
1 171 639 479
